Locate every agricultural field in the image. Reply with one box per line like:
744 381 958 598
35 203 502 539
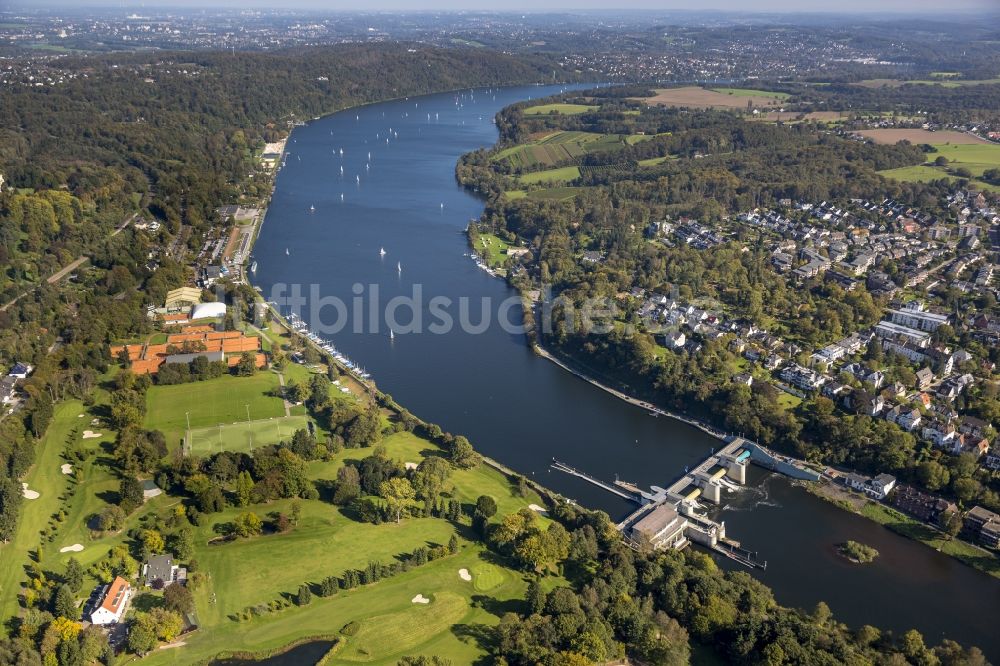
517 165 580 185
144 371 287 447
523 103 597 116
710 87 790 100
493 130 650 169
643 86 787 109
854 129 988 145
878 141 1000 192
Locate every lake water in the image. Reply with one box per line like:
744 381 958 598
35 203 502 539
252 84 998 657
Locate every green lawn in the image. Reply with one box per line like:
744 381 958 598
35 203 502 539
523 103 597 116
879 143 1000 192
475 233 513 268
145 372 287 447
139 429 548 665
187 415 312 455
0 401 81 624
518 166 581 186
710 87 790 100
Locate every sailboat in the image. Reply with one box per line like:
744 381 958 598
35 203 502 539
285 248 290 256
396 261 401 274
389 329 395 341
340 165 344 175
379 247 386 257
356 175 360 183
340 193 344 201
367 151 371 160
309 204 315 212
339 148 344 155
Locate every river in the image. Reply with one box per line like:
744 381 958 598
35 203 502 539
251 85 998 657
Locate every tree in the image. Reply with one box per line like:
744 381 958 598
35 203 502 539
333 465 361 505
235 470 255 507
164 583 195 615
52 584 76 619
345 407 382 448
172 528 194 560
97 505 126 532
233 511 263 538
296 583 312 606
64 558 84 593
139 529 165 556
127 616 158 655
379 477 415 523
235 351 258 376
448 436 480 469
413 456 451 501
475 495 498 520
119 476 144 513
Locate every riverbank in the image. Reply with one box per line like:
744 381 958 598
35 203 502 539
802 478 1000 580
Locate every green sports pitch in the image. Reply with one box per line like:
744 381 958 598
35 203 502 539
184 415 311 456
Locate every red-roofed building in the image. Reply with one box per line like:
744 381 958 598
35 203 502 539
90 576 132 625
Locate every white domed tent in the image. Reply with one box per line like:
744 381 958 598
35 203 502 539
190 302 227 320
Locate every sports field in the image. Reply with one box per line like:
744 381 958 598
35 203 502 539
523 103 597 116
144 372 287 447
186 414 312 455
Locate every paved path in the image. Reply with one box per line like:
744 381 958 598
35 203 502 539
276 372 292 417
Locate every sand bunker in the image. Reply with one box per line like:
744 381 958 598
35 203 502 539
458 568 472 581
528 503 548 514
411 594 430 604
60 544 84 553
404 462 418 470
22 483 39 499
61 463 73 475
82 430 102 439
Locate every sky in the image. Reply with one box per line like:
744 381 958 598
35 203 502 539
19 0 1000 12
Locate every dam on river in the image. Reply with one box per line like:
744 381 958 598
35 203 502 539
552 436 820 570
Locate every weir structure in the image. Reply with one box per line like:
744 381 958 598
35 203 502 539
551 436 780 570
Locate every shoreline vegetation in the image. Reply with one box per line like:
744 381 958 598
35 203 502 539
837 540 880 565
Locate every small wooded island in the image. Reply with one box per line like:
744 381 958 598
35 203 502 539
838 540 880 564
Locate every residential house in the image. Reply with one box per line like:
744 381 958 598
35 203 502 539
779 364 826 392
889 485 957 526
896 409 922 432
7 362 32 380
0 377 17 405
733 373 754 387
664 331 686 349
963 506 1000 549
843 472 896 499
915 367 934 390
143 554 187 588
889 301 949 332
90 576 132 625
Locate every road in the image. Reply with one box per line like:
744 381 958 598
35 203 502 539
0 213 136 312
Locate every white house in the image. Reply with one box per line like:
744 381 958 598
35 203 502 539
90 576 131 625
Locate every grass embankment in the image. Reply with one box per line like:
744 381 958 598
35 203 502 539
860 503 1000 578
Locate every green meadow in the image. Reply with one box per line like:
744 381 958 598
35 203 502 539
523 103 597 116
879 142 1000 192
